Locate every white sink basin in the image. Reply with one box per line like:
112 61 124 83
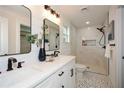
0 67 41 87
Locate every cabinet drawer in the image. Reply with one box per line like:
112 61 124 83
35 70 62 88
35 77 53 88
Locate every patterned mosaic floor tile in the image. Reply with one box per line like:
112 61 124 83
76 71 112 88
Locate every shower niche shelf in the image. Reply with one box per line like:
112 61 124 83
82 40 96 46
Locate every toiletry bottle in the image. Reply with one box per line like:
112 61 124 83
38 39 46 61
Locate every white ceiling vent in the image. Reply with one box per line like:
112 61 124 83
81 7 88 11
81 6 89 12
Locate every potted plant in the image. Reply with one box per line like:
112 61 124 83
26 32 46 61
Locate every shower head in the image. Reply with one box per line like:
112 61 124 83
97 26 106 49
97 26 105 34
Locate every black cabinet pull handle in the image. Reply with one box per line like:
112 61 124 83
110 44 115 46
70 68 74 77
58 71 64 76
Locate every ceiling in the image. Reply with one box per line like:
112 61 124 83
52 5 110 28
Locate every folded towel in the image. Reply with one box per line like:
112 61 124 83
105 44 111 58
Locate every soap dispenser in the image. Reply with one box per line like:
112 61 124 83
38 39 46 61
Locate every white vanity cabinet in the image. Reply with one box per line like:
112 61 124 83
60 60 75 88
35 59 75 88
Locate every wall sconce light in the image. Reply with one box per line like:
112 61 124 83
44 5 60 18
50 9 56 15
44 5 51 10
56 13 60 18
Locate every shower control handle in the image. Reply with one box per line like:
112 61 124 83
122 56 124 59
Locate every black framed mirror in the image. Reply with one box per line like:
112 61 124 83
0 5 31 56
43 19 60 51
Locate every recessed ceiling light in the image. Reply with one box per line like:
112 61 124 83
86 21 90 24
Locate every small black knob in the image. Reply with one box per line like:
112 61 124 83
62 85 64 88
17 61 25 68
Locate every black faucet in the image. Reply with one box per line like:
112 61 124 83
54 51 60 57
17 61 25 68
7 57 17 71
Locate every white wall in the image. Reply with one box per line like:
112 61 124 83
119 7 124 88
113 6 124 88
0 5 76 72
59 17 71 55
59 16 77 55
120 6 124 88
70 25 77 56
108 6 122 87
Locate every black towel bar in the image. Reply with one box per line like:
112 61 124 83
110 44 115 46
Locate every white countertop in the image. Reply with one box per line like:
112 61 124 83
0 55 75 88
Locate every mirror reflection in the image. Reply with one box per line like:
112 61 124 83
44 19 60 51
0 5 31 56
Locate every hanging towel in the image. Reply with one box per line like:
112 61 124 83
105 44 111 58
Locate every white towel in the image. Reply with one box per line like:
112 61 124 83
105 44 111 58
